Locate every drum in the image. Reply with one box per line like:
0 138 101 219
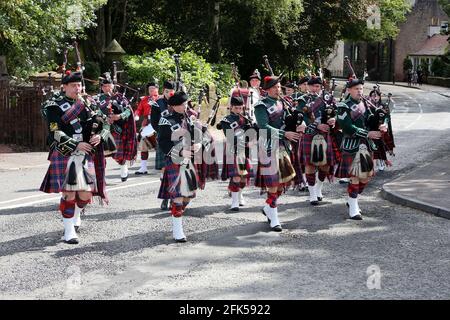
144 133 158 149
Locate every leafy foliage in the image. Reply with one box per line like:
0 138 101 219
0 0 106 79
123 48 233 97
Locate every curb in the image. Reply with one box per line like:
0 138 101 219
381 185 450 220
377 82 450 98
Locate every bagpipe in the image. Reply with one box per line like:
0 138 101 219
230 62 259 132
315 49 337 124
171 53 200 196
262 54 296 182
73 41 117 156
262 55 300 126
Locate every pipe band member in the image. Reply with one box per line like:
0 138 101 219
335 78 384 220
40 71 109 244
254 75 301 232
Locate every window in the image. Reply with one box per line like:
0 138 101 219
431 17 439 26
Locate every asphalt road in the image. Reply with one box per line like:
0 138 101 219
0 82 449 299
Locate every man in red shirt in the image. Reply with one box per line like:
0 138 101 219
134 82 159 174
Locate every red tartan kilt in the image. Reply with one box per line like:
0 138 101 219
112 127 136 164
254 161 291 189
334 151 355 178
40 150 69 193
331 135 342 163
221 153 252 180
335 150 376 178
290 141 304 185
158 159 196 199
302 133 336 167
383 132 395 151
112 131 125 163
40 150 96 193
195 163 218 189
372 140 387 160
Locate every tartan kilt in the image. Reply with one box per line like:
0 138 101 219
331 134 342 163
155 145 166 170
40 149 95 193
254 158 292 189
196 162 219 190
302 132 336 167
112 131 135 164
372 140 387 160
158 159 196 200
335 148 375 179
221 152 253 182
383 132 395 151
290 141 304 185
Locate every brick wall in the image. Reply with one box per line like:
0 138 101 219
394 0 449 81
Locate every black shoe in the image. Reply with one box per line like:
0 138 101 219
310 201 319 206
64 238 79 244
174 237 187 243
230 207 240 212
261 208 271 223
350 215 363 220
135 171 148 175
161 199 169 210
121 175 128 182
317 197 323 202
271 225 282 232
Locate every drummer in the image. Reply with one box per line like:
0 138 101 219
135 82 160 175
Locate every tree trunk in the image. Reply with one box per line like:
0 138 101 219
118 0 128 42
209 1 221 63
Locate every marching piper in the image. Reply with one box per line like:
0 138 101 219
297 76 338 205
335 78 385 220
367 88 395 172
157 91 203 242
96 72 137 182
219 96 255 211
40 71 109 244
254 75 300 232
151 80 176 210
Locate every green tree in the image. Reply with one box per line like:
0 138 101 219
0 0 107 79
123 48 233 97
403 57 413 72
342 0 411 42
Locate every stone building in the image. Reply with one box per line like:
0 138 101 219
325 0 449 82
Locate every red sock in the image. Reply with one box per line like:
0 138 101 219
306 173 316 186
59 198 76 218
348 184 359 198
266 192 278 208
171 202 184 217
228 180 240 192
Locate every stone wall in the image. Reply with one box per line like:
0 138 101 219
427 76 450 87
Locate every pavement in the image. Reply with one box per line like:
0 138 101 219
381 154 450 220
366 81 450 220
377 81 450 99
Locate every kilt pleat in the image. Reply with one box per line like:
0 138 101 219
158 159 196 199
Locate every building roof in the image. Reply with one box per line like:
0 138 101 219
103 39 126 54
409 34 449 56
